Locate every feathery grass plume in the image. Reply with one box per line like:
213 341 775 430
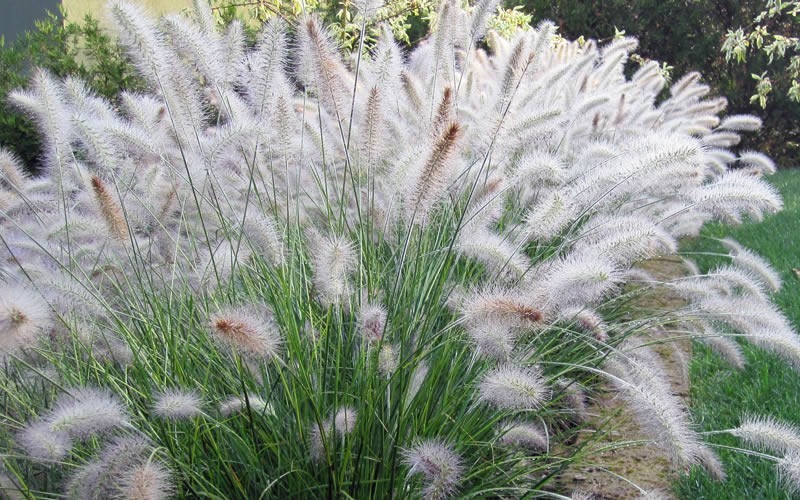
308 232 357 308
696 325 746 369
245 18 289 115
689 170 783 222
498 421 548 452
115 459 174 500
90 175 128 241
0 149 26 189
465 320 515 360
467 0 502 44
729 246 782 292
357 303 387 345
574 215 677 266
738 150 776 175
537 252 623 309
696 444 727 481
745 327 800 370
718 114 763 131
0 285 52 355
45 387 129 439
459 288 544 329
378 343 398 376
219 394 273 416
242 213 285 266
559 307 608 342
701 131 741 148
407 122 463 222
17 421 72 462
521 190 574 242
455 228 529 281
332 407 357 436
604 354 703 469
431 87 454 137
208 305 282 361
403 440 464 500
8 69 74 175
65 435 163 499
296 15 353 122
309 406 357 462
152 389 203 420
477 364 550 410
710 265 771 300
778 451 800 494
732 416 800 454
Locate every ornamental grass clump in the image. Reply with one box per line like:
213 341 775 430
0 0 797 496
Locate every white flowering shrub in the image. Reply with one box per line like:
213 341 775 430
1 0 798 497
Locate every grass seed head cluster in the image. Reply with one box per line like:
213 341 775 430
0 0 797 497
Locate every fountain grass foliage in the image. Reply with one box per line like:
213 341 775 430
0 0 798 497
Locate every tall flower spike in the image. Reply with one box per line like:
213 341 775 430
403 440 464 500
46 387 129 439
358 303 387 345
0 285 52 356
17 421 72 462
152 389 204 420
91 175 128 241
498 421 548 452
477 364 550 410
116 459 174 500
208 305 283 361
219 394 273 416
408 122 462 222
731 415 800 455
778 452 800 494
309 232 357 308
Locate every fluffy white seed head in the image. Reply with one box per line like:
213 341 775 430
0 285 52 355
718 114 762 132
778 451 800 494
477 364 550 410
738 150 776 175
378 343 398 376
332 406 357 436
498 421 548 451
219 394 273 416
209 305 282 361
732 415 800 455
46 388 129 439
309 232 357 307
358 303 387 344
17 421 72 462
152 389 203 420
403 440 464 500
116 460 174 500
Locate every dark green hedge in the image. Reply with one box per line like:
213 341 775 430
519 0 798 165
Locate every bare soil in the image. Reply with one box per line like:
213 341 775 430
554 258 693 499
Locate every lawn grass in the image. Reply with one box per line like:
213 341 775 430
675 168 800 499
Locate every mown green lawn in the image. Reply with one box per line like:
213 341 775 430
675 168 800 499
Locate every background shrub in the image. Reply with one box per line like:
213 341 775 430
518 0 799 165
